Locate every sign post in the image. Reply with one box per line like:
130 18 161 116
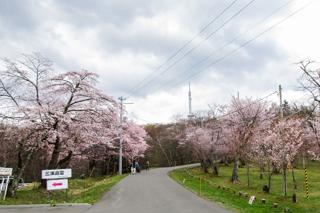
0 167 13 200
42 169 72 202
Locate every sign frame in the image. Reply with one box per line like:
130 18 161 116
0 167 12 200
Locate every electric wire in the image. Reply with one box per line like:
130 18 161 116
161 1 313 92
148 0 296 94
127 0 256 97
126 0 239 97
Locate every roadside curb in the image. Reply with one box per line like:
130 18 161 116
0 203 91 209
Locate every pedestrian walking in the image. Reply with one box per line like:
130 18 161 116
135 161 140 173
145 161 150 171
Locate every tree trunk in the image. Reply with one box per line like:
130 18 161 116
212 161 219 176
259 164 264 179
231 158 239 183
292 168 297 190
246 163 250 188
201 159 209 173
272 163 280 174
283 165 287 196
89 159 96 177
47 136 61 169
113 160 117 174
268 162 272 193
57 151 73 169
8 149 34 197
103 157 111 175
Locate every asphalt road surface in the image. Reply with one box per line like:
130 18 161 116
86 165 231 213
0 165 232 213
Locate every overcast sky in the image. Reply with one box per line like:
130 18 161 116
0 0 319 124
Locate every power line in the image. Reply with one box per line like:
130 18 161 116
165 1 313 91
127 0 256 97
126 0 239 97
148 0 296 94
126 1 311 125
129 0 257 96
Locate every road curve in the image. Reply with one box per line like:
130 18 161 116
0 165 232 213
86 165 232 213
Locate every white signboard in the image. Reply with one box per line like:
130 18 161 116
47 179 68 191
0 167 12 176
248 195 256 205
42 169 72 180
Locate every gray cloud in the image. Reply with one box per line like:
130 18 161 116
0 0 40 32
0 0 309 122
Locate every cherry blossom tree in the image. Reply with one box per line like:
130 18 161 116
266 117 306 196
121 121 149 162
0 53 55 195
43 70 118 169
183 125 213 173
304 116 320 159
0 53 138 193
180 115 227 175
223 97 270 185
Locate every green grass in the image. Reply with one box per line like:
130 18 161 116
0 174 127 205
170 163 320 213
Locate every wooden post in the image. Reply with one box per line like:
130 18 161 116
303 154 309 199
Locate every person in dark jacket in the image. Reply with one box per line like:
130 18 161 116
135 161 140 173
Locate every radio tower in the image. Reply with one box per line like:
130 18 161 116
188 82 194 118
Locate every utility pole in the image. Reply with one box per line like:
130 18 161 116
279 84 287 196
118 96 133 175
279 85 283 119
118 96 125 175
188 82 192 116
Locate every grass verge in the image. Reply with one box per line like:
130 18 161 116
0 174 127 205
169 164 320 213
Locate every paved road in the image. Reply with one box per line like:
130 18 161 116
0 165 232 213
86 165 231 213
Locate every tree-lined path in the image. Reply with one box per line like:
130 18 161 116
86 165 231 213
0 165 231 213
